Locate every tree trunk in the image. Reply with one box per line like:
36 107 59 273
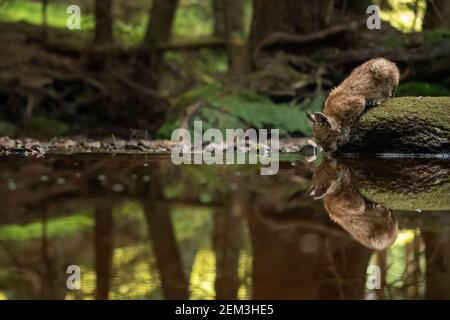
144 202 189 299
139 0 179 85
41 0 48 43
94 0 113 45
213 0 244 66
423 0 450 29
213 190 245 299
233 0 366 72
130 0 178 128
247 0 332 44
340 97 450 154
213 0 244 37
94 200 114 300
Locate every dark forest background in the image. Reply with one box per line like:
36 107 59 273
0 0 449 139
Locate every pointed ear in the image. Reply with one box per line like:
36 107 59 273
314 112 330 126
314 112 342 132
306 112 315 123
314 193 328 200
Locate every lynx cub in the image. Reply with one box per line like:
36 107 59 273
308 58 400 152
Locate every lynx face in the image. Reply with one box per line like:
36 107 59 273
307 112 341 153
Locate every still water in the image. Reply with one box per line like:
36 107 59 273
0 154 448 299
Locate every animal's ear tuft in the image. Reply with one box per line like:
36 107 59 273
313 112 329 126
306 112 315 123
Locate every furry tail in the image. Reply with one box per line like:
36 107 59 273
370 58 400 84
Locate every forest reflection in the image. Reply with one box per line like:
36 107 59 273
0 154 448 300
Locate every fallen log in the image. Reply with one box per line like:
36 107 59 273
340 96 450 154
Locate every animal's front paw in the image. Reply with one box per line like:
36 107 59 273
366 98 384 108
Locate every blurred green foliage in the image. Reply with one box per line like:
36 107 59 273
158 83 324 138
396 81 450 96
0 0 95 29
377 0 426 32
0 0 236 43
22 116 70 139
368 229 426 299
0 214 92 241
384 34 409 48
424 28 450 44
0 121 18 137
173 0 213 38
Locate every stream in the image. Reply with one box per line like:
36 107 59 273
0 153 448 299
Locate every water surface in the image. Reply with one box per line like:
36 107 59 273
0 154 448 299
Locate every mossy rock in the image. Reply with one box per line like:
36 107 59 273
22 116 69 139
341 97 450 153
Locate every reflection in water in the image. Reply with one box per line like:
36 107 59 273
309 159 398 250
144 199 189 299
0 154 448 300
94 200 113 300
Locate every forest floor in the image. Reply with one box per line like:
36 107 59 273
0 136 314 156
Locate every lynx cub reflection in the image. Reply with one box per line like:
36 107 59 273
308 58 400 152
309 159 398 250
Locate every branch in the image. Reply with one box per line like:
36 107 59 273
326 38 450 65
256 22 358 51
252 21 359 62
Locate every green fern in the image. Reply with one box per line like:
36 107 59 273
157 84 323 138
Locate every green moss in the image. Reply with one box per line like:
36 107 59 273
359 96 450 131
343 96 450 153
